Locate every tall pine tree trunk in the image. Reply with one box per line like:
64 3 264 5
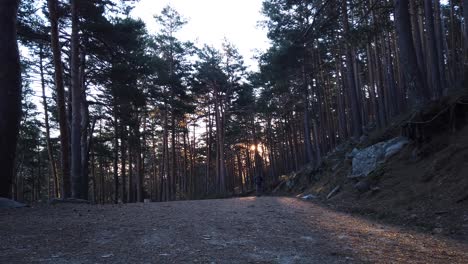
70 0 83 199
409 0 427 82
135 114 143 202
394 0 428 107
113 111 119 204
120 127 127 203
47 0 71 198
39 46 59 198
301 63 314 164
434 0 447 92
464 0 468 84
80 49 90 200
170 113 176 200
342 0 363 138
206 105 212 195
0 0 21 198
424 0 442 99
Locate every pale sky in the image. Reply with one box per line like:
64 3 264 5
130 0 271 71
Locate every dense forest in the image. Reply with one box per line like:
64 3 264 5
0 0 467 204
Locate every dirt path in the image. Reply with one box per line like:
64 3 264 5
1 197 467 263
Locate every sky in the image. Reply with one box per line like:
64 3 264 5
130 0 271 71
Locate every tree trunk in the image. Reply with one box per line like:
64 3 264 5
91 150 96 203
39 46 59 199
394 0 429 108
214 92 226 194
366 44 378 124
337 58 349 139
80 48 90 200
464 0 468 84
128 141 134 203
120 127 127 203
47 0 71 198
384 34 399 116
302 64 314 164
113 112 119 204
409 0 427 82
183 125 188 195
206 105 212 195
342 0 363 138
135 114 143 202
0 0 21 198
434 0 447 92
70 0 83 199
424 0 442 99
170 113 176 200
162 105 169 201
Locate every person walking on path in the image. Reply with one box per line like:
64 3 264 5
254 175 264 196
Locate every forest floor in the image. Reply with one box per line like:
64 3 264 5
1 197 468 264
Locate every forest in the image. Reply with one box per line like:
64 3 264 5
0 0 467 205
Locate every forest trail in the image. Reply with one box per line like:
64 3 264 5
1 197 468 264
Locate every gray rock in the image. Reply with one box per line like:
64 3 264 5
359 135 369 144
354 181 371 193
346 148 360 160
0 197 27 209
301 194 317 200
350 137 410 178
384 138 409 159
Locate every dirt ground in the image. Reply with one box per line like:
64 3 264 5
1 197 467 264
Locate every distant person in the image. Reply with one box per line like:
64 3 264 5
254 175 264 196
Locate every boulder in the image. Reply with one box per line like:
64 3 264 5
301 194 317 200
350 137 409 178
0 197 27 209
346 148 359 160
354 180 371 193
384 138 409 159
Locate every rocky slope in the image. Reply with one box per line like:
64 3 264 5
273 95 468 241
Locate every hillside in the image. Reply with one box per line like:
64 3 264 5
273 95 468 241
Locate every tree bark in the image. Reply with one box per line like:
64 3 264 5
135 113 143 202
206 105 212 195
301 64 314 164
47 0 71 198
120 127 127 203
366 44 378 124
424 0 442 99
170 113 176 200
409 0 427 82
0 0 21 198
342 1 363 138
113 112 119 204
39 46 59 199
214 90 226 194
70 0 83 199
80 50 90 200
464 0 468 84
434 0 446 92
394 0 429 108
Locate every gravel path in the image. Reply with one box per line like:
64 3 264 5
1 197 467 263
